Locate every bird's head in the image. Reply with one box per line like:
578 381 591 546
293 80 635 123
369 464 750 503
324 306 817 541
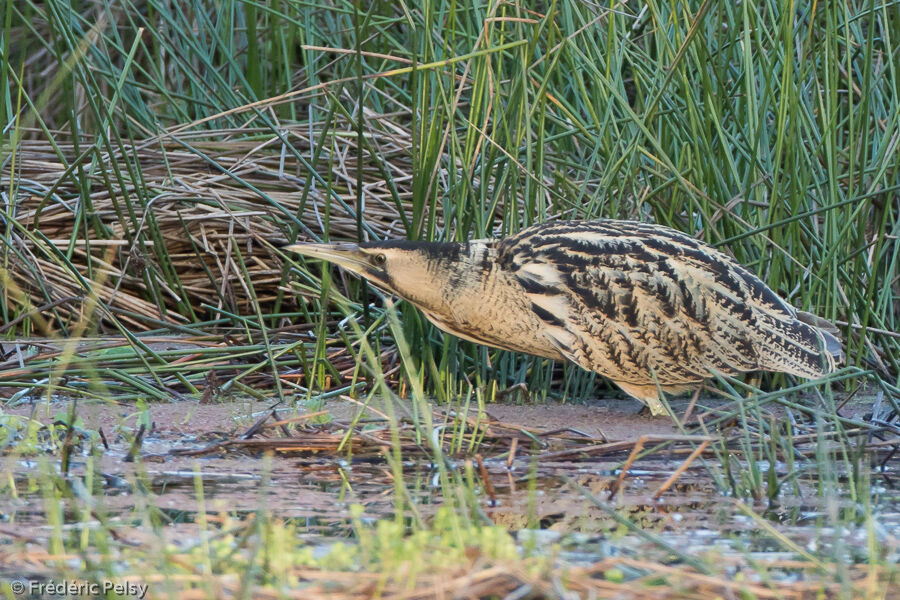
285 240 476 309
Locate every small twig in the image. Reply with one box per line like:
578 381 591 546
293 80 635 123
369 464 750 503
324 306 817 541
475 454 497 506
681 387 702 425
494 382 530 403
609 435 649 499
241 409 278 439
199 370 220 404
98 427 110 451
169 442 225 457
652 440 711 499
507 437 518 470
0 296 82 334
125 424 146 462
264 410 330 430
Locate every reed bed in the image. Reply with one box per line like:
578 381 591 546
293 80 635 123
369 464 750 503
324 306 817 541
4 115 428 332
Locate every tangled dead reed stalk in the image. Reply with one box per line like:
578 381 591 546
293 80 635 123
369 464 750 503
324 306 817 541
2 111 473 335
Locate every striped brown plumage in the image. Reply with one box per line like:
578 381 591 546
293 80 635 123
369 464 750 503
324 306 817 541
287 219 843 415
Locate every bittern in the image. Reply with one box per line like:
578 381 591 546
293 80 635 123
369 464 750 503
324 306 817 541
287 220 842 415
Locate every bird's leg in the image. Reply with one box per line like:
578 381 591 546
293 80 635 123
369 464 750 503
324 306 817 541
746 374 762 392
644 395 668 417
634 398 673 417
615 382 669 417
633 398 671 416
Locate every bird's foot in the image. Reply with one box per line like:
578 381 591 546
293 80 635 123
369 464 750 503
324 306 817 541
636 399 668 417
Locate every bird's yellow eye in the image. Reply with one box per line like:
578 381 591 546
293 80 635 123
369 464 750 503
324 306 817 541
373 253 387 266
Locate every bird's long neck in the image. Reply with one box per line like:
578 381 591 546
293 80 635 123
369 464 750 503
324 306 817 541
394 241 495 315
393 241 563 359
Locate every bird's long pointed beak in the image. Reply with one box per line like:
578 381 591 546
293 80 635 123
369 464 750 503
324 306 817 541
284 242 368 275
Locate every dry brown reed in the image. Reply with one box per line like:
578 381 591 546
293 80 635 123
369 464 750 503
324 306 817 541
4 112 438 333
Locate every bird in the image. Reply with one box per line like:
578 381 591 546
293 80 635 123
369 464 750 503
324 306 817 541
286 219 843 415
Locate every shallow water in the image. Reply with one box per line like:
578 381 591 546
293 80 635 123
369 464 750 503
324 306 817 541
1 395 897 588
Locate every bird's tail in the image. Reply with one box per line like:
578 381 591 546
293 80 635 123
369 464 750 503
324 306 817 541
759 311 844 378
